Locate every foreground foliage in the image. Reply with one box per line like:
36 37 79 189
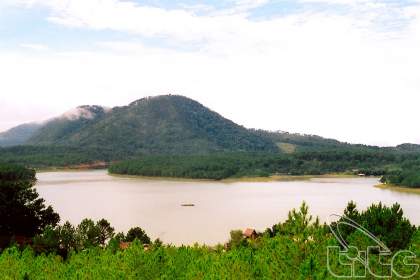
334 201 416 251
0 203 418 279
0 164 59 247
32 219 151 259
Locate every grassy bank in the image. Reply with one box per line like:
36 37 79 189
375 183 420 195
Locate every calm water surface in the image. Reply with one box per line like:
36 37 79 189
36 170 420 245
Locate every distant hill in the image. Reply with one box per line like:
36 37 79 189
254 130 420 155
1 95 278 155
395 143 420 153
254 130 349 153
0 123 43 147
27 105 109 146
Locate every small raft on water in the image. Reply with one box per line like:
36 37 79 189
181 203 195 207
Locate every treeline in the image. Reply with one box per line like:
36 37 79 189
378 157 420 188
0 146 132 168
108 151 420 180
0 163 152 255
32 220 152 258
381 169 420 188
2 146 420 186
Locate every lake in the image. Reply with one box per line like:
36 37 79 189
36 170 420 245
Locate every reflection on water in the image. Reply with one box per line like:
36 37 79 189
36 170 420 245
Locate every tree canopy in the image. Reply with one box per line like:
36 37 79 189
0 164 59 244
108 151 420 181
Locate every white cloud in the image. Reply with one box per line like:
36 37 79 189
299 0 370 3
222 0 270 14
19 43 50 51
12 0 231 42
1 0 420 146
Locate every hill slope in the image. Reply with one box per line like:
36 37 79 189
27 105 109 146
255 130 367 153
21 95 278 154
0 123 43 147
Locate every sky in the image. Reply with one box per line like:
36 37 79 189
0 0 419 146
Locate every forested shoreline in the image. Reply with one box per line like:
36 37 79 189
1 148 418 185
108 151 420 186
380 168 420 188
2 144 419 188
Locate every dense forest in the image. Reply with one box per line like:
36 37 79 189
381 168 420 188
2 145 420 188
378 157 420 188
0 145 123 168
0 123 42 147
108 151 420 182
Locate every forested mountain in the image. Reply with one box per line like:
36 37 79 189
0 106 108 147
0 95 277 155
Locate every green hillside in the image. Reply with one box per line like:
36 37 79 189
0 123 42 147
28 95 278 154
27 105 109 146
0 95 278 166
255 130 362 152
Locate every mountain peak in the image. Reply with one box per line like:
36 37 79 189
128 94 190 107
23 95 278 154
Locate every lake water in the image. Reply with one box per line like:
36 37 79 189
36 170 420 245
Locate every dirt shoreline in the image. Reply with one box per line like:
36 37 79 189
36 161 109 172
36 167 366 183
109 172 363 183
